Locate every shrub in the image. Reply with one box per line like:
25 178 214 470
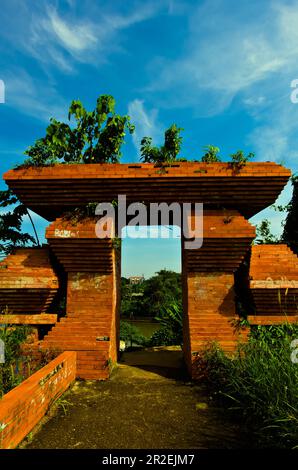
140 124 183 164
147 326 179 346
119 321 146 347
147 301 183 347
201 145 221 162
0 325 32 396
199 324 298 448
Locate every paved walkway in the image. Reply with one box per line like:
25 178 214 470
24 347 252 449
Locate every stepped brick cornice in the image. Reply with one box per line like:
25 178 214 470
0 247 59 315
46 217 114 273
184 210 256 272
3 161 291 220
249 244 298 316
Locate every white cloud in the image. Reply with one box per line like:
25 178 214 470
48 10 97 52
4 68 68 122
14 2 163 72
148 1 298 110
250 181 293 238
0 1 164 75
248 127 288 163
146 0 298 166
128 99 162 153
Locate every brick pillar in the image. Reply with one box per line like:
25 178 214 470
42 217 120 380
182 209 255 378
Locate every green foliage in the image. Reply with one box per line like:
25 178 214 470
201 145 221 162
200 146 255 167
148 300 183 346
62 202 100 225
121 277 145 318
229 150 254 169
250 322 298 346
119 321 146 347
0 189 37 258
121 271 182 347
141 270 182 318
121 270 182 320
0 325 32 396
199 324 298 448
22 95 135 167
147 327 178 347
154 301 183 344
22 139 58 167
55 397 73 416
282 175 298 255
255 219 279 244
140 124 183 164
112 236 121 250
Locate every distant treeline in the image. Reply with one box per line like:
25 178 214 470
121 269 182 319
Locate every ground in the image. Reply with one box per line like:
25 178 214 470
23 347 252 449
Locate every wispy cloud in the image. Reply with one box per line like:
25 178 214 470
128 99 162 156
47 9 97 52
147 1 298 110
1 1 163 73
4 68 68 122
146 0 298 169
250 181 293 238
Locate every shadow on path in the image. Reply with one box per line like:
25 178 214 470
23 347 253 449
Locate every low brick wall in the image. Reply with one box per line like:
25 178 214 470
0 351 76 449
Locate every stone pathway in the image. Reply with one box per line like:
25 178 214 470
23 347 252 449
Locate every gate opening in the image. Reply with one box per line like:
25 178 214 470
120 225 182 350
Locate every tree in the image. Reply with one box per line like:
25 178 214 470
140 124 183 164
22 95 135 167
0 189 39 259
141 270 182 317
282 175 298 254
255 219 279 244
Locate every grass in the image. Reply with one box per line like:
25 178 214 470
197 323 298 448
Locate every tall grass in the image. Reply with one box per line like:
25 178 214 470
199 323 298 448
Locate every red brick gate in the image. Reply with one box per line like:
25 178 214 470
2 161 297 379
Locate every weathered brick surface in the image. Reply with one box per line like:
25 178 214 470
184 210 255 272
3 162 290 220
0 247 59 315
0 351 76 449
2 162 297 382
46 217 113 272
183 271 248 376
0 313 57 324
249 244 298 317
41 218 120 380
182 211 253 375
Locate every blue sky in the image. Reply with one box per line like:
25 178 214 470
1 0 298 277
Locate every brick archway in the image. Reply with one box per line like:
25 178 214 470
2 161 294 379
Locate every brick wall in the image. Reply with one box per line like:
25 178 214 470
42 218 121 380
0 247 59 315
182 211 253 377
183 272 248 376
247 244 298 321
0 351 76 449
